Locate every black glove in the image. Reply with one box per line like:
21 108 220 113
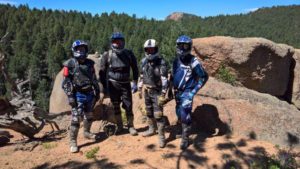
68 96 77 107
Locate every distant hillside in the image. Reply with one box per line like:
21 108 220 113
200 5 300 47
165 12 199 21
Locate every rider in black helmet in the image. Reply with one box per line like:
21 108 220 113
99 32 139 136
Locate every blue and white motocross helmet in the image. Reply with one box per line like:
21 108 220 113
71 40 88 59
176 35 192 57
111 32 125 53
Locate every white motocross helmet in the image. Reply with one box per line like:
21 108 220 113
144 39 159 61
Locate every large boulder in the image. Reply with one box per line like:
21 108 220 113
143 78 300 148
49 52 300 148
291 49 300 108
192 36 294 97
49 70 70 114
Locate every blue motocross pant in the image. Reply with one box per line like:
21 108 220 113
175 90 193 125
71 91 95 124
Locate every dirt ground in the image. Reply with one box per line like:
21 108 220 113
0 121 298 169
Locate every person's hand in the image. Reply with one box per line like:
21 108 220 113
131 81 138 94
158 92 167 106
180 92 194 102
187 92 194 100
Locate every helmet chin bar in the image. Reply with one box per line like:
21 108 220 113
73 51 87 59
146 52 159 61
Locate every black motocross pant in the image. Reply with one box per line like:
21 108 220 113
108 80 133 117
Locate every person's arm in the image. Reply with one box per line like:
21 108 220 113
137 58 145 90
160 58 169 95
129 50 139 93
61 61 76 107
91 65 100 101
190 57 208 96
99 52 108 90
129 50 139 82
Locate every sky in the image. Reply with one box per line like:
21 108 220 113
0 0 300 20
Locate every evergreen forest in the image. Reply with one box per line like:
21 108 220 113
0 4 299 110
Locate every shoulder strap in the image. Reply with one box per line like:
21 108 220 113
72 58 79 73
107 49 131 66
108 50 112 66
73 58 94 80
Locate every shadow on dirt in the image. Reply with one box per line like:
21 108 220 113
32 159 121 169
137 103 295 169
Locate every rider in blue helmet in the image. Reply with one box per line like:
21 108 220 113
72 40 89 60
62 40 100 153
110 32 125 54
99 32 139 136
172 35 208 150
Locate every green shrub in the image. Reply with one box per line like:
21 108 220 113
250 146 299 169
85 146 100 159
42 142 57 149
216 65 236 85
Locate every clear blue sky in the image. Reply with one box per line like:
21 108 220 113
1 0 300 20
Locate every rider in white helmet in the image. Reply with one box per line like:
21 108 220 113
138 39 169 148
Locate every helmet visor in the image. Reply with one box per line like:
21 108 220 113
75 45 87 53
177 43 190 50
144 47 156 55
112 39 124 49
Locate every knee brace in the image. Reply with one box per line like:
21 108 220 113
179 106 192 125
154 111 163 119
70 121 80 127
145 104 153 115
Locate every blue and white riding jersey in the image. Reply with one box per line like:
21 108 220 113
172 55 208 92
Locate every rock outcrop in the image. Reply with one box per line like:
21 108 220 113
49 45 300 148
149 78 300 148
192 36 294 97
166 12 198 21
291 49 300 108
49 70 71 114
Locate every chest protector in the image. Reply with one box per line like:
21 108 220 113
107 50 132 81
64 58 94 91
142 58 163 88
108 50 130 74
173 56 196 90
